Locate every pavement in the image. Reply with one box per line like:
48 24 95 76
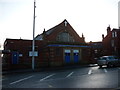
2 64 98 75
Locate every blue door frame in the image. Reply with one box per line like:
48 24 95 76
12 52 19 64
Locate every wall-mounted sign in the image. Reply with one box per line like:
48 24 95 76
19 54 23 57
29 51 38 57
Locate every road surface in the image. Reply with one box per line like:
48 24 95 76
2 66 120 89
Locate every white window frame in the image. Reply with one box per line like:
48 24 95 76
115 31 117 37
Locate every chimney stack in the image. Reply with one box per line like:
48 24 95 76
107 25 111 34
102 34 104 39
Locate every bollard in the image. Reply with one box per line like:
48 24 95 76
0 50 2 54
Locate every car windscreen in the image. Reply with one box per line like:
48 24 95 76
100 57 107 60
108 57 114 60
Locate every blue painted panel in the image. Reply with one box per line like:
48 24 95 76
65 53 70 63
48 44 90 48
12 52 19 64
74 53 79 62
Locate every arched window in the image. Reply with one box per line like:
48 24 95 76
56 32 74 42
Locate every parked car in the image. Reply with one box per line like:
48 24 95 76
97 56 120 68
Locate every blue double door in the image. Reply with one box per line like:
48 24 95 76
64 49 79 63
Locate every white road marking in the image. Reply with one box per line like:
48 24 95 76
40 74 55 81
66 72 74 78
104 69 107 73
88 70 92 75
10 75 34 85
48 84 53 88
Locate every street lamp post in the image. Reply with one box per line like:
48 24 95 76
32 0 36 70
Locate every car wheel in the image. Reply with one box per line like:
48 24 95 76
107 63 113 67
99 65 102 68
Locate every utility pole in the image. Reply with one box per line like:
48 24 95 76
32 0 36 70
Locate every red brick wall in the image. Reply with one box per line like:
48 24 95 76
102 29 120 57
3 39 47 70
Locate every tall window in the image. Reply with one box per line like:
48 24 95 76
112 32 114 38
115 32 117 37
112 31 117 38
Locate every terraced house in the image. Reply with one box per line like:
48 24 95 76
102 26 120 57
3 19 91 70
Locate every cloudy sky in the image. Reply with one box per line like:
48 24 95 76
0 0 120 48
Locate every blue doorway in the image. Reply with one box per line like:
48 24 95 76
65 53 70 63
12 52 19 64
64 50 71 63
73 50 79 63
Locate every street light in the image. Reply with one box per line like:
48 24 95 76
32 0 36 70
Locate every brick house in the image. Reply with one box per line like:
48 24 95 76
3 19 90 70
102 26 120 57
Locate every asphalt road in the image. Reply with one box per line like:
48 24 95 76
2 66 120 89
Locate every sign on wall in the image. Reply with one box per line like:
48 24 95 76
29 51 38 57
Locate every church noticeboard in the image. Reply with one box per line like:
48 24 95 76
29 51 38 57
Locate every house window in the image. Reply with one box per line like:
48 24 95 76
19 54 23 57
94 50 98 53
114 47 116 51
4 41 7 46
111 40 114 47
112 32 114 38
115 32 117 37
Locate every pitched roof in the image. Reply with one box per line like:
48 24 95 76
35 19 85 43
45 19 68 35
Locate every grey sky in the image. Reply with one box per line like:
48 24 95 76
0 0 120 48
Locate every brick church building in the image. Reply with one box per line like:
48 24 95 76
3 19 91 70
